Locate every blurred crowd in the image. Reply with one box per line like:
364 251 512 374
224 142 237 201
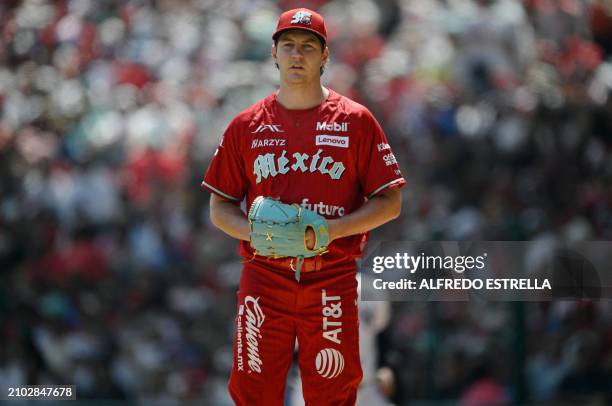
0 0 611 404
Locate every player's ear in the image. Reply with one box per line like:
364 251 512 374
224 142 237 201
272 43 280 70
322 45 329 66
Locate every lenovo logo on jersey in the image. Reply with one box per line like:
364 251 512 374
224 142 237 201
316 122 349 132
252 124 284 133
316 135 349 148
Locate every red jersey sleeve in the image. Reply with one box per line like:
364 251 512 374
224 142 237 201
357 111 406 198
201 120 247 201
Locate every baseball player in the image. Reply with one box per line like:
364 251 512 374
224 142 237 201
202 8 405 406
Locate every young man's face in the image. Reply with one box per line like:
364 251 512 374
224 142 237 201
272 29 329 85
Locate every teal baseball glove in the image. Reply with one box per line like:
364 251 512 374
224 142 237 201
248 196 329 281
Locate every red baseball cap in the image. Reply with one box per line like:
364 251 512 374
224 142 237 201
272 8 327 44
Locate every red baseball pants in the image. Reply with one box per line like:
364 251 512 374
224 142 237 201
228 264 363 405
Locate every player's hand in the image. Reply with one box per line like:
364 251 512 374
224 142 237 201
305 227 315 250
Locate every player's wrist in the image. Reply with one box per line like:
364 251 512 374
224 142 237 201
327 218 339 242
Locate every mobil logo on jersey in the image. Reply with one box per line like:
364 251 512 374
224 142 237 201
316 121 349 132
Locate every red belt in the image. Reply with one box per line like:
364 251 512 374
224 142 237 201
248 254 323 273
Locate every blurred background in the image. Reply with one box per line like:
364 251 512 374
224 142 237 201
1 0 611 405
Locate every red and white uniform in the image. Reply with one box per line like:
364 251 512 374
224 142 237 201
202 89 405 405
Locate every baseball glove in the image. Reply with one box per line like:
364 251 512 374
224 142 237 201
248 196 329 280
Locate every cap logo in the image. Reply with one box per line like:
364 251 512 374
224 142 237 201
291 10 312 25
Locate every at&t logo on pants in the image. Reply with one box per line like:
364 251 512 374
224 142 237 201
316 348 345 379
317 289 345 379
